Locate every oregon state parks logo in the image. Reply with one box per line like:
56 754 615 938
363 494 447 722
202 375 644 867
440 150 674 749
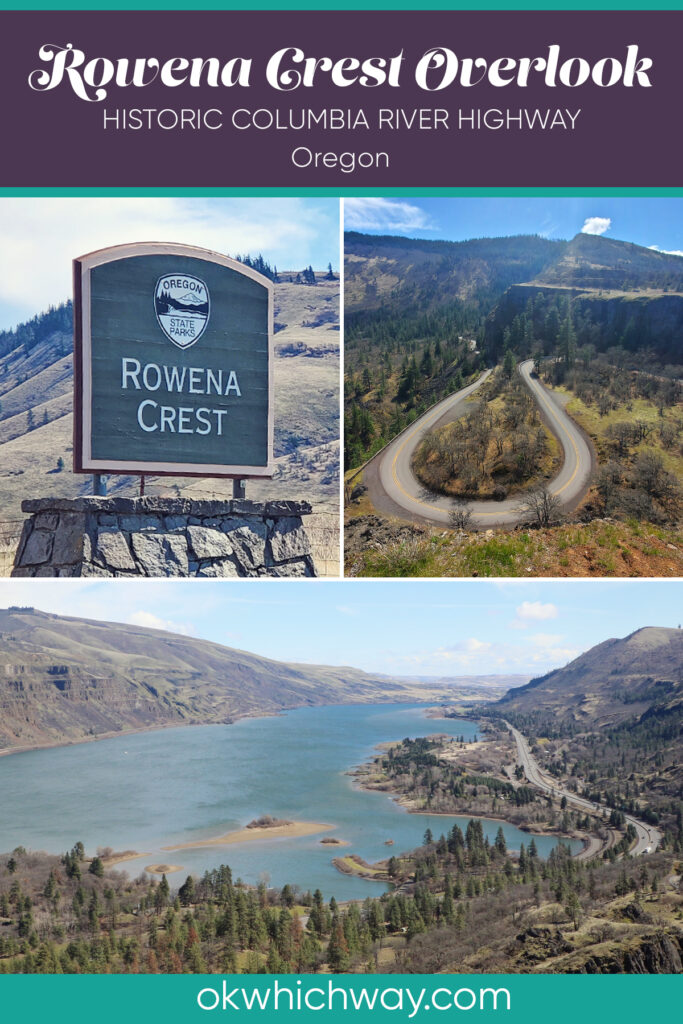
154 273 210 349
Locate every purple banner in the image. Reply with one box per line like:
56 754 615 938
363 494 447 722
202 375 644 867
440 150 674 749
0 10 680 186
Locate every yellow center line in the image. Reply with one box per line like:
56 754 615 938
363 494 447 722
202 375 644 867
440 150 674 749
389 376 487 512
389 364 583 518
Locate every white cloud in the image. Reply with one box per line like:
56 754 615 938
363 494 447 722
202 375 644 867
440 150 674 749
510 601 558 630
127 611 196 637
463 637 491 652
385 628 580 675
344 197 433 233
648 244 683 258
0 197 337 330
581 216 611 236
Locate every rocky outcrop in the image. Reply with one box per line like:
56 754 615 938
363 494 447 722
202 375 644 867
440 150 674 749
12 497 316 578
513 927 573 965
577 933 683 974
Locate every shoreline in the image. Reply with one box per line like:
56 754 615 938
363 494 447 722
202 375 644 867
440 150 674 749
352 747 596 856
0 699 450 762
0 709 287 762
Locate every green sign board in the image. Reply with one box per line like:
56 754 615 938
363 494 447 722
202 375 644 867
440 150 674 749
73 242 274 477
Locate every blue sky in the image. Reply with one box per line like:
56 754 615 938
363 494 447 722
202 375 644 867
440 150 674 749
344 197 683 256
0 579 679 679
0 197 340 332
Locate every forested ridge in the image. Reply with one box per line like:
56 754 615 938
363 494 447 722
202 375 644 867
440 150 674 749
344 231 683 474
1 831 679 974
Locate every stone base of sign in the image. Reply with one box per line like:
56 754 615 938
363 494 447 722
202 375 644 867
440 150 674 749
12 498 317 578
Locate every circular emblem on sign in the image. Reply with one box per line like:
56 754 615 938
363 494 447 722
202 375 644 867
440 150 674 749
154 273 210 350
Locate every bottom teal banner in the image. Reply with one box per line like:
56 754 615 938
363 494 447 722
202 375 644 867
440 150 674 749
0 974 677 1023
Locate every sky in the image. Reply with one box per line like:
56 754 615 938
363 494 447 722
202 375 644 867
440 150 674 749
0 579 679 680
0 197 340 332
344 197 683 256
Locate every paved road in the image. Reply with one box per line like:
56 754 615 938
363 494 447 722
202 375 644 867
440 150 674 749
504 721 662 858
365 359 593 529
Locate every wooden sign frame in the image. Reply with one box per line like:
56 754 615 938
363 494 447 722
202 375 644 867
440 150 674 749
73 241 274 478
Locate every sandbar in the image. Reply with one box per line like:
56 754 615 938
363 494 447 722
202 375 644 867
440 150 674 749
101 850 150 868
145 863 184 874
162 821 335 851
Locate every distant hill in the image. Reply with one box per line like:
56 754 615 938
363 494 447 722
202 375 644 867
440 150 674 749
483 235 683 365
344 232 562 315
0 606 503 753
488 626 683 828
345 231 683 366
531 233 683 292
345 231 683 314
493 626 683 730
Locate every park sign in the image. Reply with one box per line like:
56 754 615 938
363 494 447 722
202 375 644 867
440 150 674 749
73 241 274 478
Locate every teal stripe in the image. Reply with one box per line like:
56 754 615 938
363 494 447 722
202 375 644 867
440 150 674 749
1 187 683 197
0 2 682 11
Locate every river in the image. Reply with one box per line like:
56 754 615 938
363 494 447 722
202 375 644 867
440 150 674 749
0 703 580 899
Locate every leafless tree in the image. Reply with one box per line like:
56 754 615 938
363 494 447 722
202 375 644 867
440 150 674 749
597 393 611 417
659 419 681 450
518 486 562 527
448 502 474 531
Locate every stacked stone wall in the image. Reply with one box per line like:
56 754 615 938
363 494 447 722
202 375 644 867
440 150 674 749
12 498 316 578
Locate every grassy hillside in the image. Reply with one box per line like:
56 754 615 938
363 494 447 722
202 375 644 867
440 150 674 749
0 607 495 753
495 627 683 729
534 232 683 292
344 232 563 313
344 513 683 578
537 362 682 528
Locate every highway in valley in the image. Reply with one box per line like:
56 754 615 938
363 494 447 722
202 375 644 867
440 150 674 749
364 359 594 529
504 721 662 858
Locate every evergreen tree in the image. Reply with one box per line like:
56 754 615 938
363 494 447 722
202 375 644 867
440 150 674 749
503 349 516 378
88 857 104 878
